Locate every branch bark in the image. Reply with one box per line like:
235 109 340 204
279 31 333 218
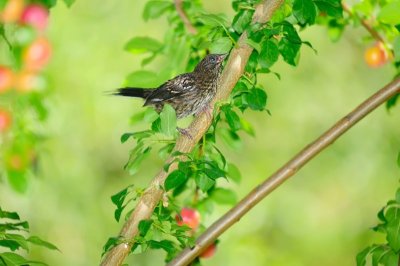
100 0 284 265
168 77 400 266
174 0 197 34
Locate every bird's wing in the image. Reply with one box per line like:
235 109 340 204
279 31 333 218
144 73 197 105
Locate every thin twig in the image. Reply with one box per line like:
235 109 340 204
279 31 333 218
168 78 400 266
174 0 197 34
99 0 284 265
342 2 385 44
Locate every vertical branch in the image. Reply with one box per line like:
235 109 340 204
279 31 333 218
100 0 284 265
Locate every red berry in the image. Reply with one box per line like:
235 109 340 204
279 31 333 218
199 243 217 259
0 66 14 93
176 208 201 230
0 0 25 23
0 110 12 132
20 4 49 32
364 42 389 68
23 37 52 70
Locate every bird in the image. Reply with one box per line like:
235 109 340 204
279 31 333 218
114 54 227 119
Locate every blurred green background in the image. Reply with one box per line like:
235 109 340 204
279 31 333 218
1 0 399 265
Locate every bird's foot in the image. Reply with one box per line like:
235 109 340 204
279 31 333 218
177 127 193 140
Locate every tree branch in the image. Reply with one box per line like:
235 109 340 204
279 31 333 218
99 0 284 265
167 78 400 266
174 0 197 34
342 2 386 44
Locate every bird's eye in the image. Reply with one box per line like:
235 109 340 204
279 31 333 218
210 57 216 63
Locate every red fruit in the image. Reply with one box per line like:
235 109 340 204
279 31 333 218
20 4 49 32
0 0 25 23
23 37 52 70
199 243 217 259
364 43 389 68
0 66 14 93
0 110 12 132
176 208 201 230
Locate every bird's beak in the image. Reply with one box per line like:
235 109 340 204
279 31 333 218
217 53 228 63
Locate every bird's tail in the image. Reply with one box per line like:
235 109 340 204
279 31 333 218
113 87 153 99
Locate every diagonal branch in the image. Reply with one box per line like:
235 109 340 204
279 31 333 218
100 0 284 265
174 0 198 34
168 77 400 266
341 2 385 44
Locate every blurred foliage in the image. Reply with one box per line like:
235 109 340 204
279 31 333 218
0 0 398 265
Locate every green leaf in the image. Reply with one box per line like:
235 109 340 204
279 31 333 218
227 163 241 183
7 171 28 194
125 70 160 88
195 174 215 192
196 13 229 28
314 0 342 18
380 249 398 265
111 185 133 208
124 37 162 54
386 210 400 251
247 88 267 111
386 93 399 110
293 0 317 25
396 188 400 204
138 219 153 237
259 39 279 69
279 38 301 66
148 240 175 253
144 108 159 123
143 1 172 21
0 209 19 220
102 237 121 256
3 234 28 251
164 170 187 191
356 246 370 266
393 37 400 62
211 188 237 205
223 107 241 131
27 236 59 251
396 151 400 168
120 133 133 144
232 10 254 34
160 104 177 137
240 118 255 136
378 1 400 25
0 252 29 266
209 37 232 54
63 0 75 7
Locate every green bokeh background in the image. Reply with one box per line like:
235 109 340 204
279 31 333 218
1 1 399 265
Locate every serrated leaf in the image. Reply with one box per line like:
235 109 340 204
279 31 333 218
160 104 177 137
209 37 232 54
378 1 400 25
27 236 59 251
138 219 153 237
164 170 187 191
247 88 267 111
195 174 215 192
259 39 279 69
293 0 317 25
143 1 172 21
211 188 237 205
124 37 162 54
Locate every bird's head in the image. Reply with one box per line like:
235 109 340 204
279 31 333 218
194 54 227 75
